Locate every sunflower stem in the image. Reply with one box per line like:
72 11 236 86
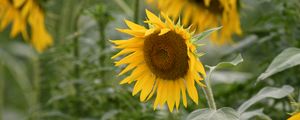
113 0 133 17
202 68 217 110
0 63 3 120
133 0 140 23
99 21 107 79
74 24 80 78
30 57 41 119
71 0 86 116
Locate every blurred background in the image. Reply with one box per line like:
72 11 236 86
0 0 300 119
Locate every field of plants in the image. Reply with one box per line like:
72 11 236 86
0 0 300 120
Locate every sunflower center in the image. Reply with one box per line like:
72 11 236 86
144 30 189 80
190 0 224 14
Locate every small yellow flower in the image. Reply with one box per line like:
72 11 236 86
149 0 242 45
111 10 206 112
0 0 53 52
288 112 300 120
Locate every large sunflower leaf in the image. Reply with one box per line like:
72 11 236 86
200 54 243 115
240 109 271 120
237 85 294 114
257 47 300 81
206 54 243 72
186 107 239 120
211 71 252 84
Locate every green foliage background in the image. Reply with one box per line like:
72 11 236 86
0 0 300 119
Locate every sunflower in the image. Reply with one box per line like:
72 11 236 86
111 10 206 112
288 112 300 120
0 0 53 52
149 0 242 45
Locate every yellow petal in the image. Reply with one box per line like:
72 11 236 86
204 0 211 6
10 12 28 39
159 28 170 36
118 61 141 76
21 0 33 17
110 38 142 46
140 75 155 102
146 80 157 101
161 12 174 29
154 80 162 109
183 6 193 26
195 57 207 77
174 80 181 110
159 80 168 106
145 9 165 28
188 51 195 72
119 64 147 84
116 28 145 37
185 70 199 104
28 7 53 52
166 81 175 112
192 71 206 87
124 19 146 30
145 28 156 36
115 40 143 49
111 48 136 59
132 74 148 95
144 20 166 29
120 75 133 84
115 51 143 66
0 8 15 31
13 0 26 8
179 79 188 107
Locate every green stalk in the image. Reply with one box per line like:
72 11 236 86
99 22 106 64
71 0 87 116
113 0 133 17
202 69 217 110
0 63 3 120
31 57 41 119
99 22 107 80
134 0 140 23
73 10 82 117
72 0 86 79
73 11 80 78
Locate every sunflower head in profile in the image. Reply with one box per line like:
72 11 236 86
149 0 242 45
111 10 206 112
0 0 53 52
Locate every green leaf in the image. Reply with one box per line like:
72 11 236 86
257 47 300 81
207 54 243 72
202 54 243 110
237 85 294 113
8 43 37 60
187 107 239 120
211 71 252 84
192 26 222 42
240 109 271 120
